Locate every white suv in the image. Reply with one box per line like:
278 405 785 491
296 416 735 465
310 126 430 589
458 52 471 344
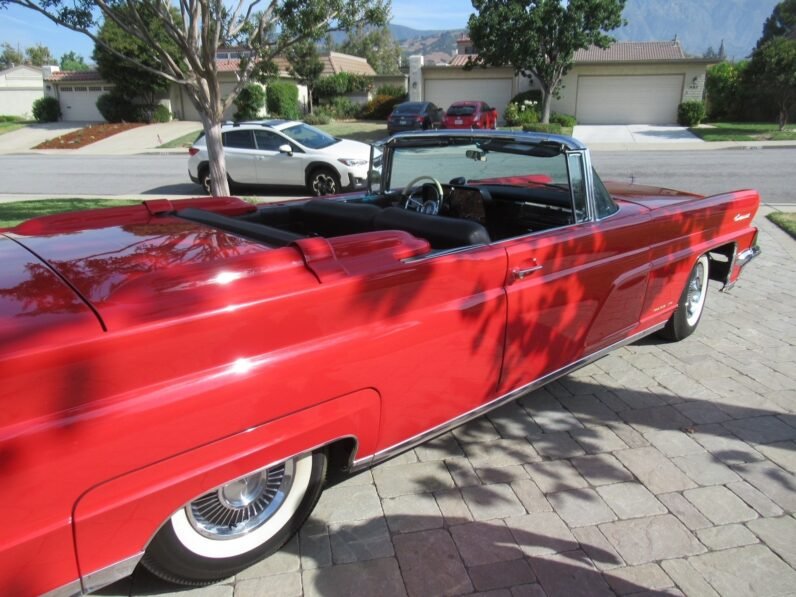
188 120 372 196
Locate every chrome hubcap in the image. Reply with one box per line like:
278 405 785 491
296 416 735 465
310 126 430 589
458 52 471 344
186 460 295 539
312 174 336 195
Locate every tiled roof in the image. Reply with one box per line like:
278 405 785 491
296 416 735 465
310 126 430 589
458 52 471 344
45 70 105 82
574 41 687 62
216 52 376 77
449 54 478 67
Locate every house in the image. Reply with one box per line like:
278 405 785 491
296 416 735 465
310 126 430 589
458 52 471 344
415 37 715 124
42 67 113 121
0 65 44 118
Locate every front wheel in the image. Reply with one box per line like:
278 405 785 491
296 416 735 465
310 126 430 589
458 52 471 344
142 451 327 586
659 254 709 341
308 168 340 196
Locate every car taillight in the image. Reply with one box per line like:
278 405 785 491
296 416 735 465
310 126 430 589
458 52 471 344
387 112 394 120
416 115 425 122
188 147 199 156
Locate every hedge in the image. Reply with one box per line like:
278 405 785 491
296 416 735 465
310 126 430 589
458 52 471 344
266 81 300 120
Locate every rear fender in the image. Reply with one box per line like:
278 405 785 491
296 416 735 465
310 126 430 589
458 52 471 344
72 388 380 589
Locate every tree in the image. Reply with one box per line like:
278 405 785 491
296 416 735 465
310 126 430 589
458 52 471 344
0 42 23 69
59 51 90 71
25 43 54 65
747 37 796 130
467 0 625 123
338 24 401 74
1 0 388 197
287 39 324 113
757 0 796 49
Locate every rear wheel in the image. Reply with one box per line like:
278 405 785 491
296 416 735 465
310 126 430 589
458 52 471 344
199 168 211 194
308 168 340 196
142 451 326 586
659 254 709 341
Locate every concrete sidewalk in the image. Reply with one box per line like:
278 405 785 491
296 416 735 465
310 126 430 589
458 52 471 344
0 122 89 155
100 213 796 597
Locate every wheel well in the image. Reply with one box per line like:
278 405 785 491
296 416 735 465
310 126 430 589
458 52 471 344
305 162 338 185
197 162 209 178
707 242 736 284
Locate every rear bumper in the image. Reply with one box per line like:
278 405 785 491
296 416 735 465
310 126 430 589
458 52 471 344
723 242 761 291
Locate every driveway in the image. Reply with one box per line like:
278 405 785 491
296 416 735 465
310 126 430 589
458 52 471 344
574 125 703 145
0 122 90 155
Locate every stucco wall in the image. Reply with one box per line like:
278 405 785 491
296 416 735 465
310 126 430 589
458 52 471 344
0 66 44 117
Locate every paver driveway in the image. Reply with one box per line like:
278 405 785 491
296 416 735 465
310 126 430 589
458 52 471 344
108 213 795 597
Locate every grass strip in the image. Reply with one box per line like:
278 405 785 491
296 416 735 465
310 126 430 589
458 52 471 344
767 212 796 240
0 198 138 229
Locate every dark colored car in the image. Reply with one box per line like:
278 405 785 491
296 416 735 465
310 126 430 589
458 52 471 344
387 101 444 135
442 101 498 129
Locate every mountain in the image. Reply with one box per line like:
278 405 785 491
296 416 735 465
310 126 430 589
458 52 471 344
389 0 779 62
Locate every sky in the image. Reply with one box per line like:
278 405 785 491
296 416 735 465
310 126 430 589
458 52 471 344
0 1 475 64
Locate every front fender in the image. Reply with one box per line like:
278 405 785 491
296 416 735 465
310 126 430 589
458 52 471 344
72 388 380 590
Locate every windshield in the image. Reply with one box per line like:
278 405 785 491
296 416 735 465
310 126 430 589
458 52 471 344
388 140 570 192
280 123 338 149
447 105 476 116
393 103 424 115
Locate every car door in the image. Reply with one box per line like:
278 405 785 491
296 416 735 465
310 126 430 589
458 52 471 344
221 130 258 184
252 130 304 186
497 152 652 395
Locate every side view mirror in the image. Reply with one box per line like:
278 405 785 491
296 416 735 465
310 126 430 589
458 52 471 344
278 144 293 156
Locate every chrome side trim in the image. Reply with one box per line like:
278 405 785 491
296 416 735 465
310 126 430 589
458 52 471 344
351 322 666 472
736 245 761 268
82 552 144 594
42 579 83 597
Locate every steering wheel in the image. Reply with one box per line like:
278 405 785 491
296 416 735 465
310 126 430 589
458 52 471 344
402 175 444 215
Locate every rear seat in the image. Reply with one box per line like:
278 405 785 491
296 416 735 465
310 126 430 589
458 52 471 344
296 199 382 236
374 207 491 249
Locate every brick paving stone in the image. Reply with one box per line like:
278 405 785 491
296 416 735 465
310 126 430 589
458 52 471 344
530 432 586 459
235 573 302 597
461 483 527 521
299 521 332 570
726 480 784 517
379 450 418 467
510 583 547 597
754 440 796 473
597 482 667 519
477 464 531 485
237 536 300 578
488 403 544 439
529 549 615 597
608 422 650 448
688 544 796 597
603 563 674 595
463 438 541 468
598 515 706 565
526 407 584 433
671 452 741 485
660 559 719 597
382 492 443 534
524 460 588 494
690 424 765 464
695 524 759 550
505 512 579 557
746 516 796 567
414 433 464 461
729 460 796 512
723 416 796 444
312 484 383 524
450 521 523 566
547 488 617 527
446 456 482 488
328 518 394 564
510 479 553 514
468 559 537 592
569 453 634 487
674 400 733 424
434 488 474 526
556 394 622 427
452 418 501 443
302 558 407 597
570 525 624 571
373 461 455 498
683 486 757 525
621 405 694 433
393 529 473 597
644 430 705 457
614 447 696 494
570 425 627 454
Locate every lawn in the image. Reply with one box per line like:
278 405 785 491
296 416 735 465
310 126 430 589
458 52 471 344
767 212 796 240
317 120 388 143
159 129 203 148
690 122 796 142
0 198 138 229
0 118 32 136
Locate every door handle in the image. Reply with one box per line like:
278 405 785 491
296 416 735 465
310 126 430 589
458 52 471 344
512 261 543 280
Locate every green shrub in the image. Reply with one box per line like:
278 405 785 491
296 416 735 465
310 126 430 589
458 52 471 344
550 112 576 127
0 115 22 122
504 100 540 127
361 94 404 120
705 61 747 120
522 123 563 134
375 84 406 97
32 96 61 122
266 81 300 120
303 110 331 125
678 101 706 126
96 92 140 122
315 72 371 100
234 83 266 121
328 97 359 119
510 89 543 105
152 104 171 123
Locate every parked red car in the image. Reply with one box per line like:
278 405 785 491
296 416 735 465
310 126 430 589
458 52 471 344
443 100 498 129
0 131 759 595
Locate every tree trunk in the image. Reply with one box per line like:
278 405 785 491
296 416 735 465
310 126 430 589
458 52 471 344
200 113 230 197
779 105 787 131
308 88 313 114
540 84 552 124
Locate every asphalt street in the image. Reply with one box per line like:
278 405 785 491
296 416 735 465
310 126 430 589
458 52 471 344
0 147 793 204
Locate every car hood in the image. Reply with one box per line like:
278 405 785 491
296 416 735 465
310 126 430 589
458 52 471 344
316 138 371 161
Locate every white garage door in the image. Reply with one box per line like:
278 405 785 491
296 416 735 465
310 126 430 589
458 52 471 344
59 85 110 121
424 78 513 120
576 75 684 125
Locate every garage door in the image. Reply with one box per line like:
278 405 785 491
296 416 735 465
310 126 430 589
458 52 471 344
424 78 513 120
575 75 684 124
59 85 111 121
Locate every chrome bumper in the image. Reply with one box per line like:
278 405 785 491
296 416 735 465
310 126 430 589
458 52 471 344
736 245 761 268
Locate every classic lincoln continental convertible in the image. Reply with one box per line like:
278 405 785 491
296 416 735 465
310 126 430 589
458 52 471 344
0 131 759 595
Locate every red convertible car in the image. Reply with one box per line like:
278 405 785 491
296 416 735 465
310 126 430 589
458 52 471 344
0 131 759 595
